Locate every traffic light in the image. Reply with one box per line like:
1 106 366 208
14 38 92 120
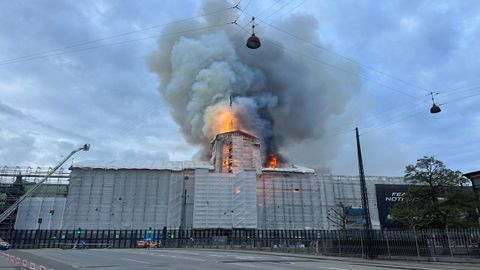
49 210 55 215
146 227 153 241
75 228 81 235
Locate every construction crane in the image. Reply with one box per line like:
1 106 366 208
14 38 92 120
0 144 90 225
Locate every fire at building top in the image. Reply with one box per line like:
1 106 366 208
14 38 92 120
211 129 262 174
210 129 315 175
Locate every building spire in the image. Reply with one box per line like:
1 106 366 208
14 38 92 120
229 95 233 130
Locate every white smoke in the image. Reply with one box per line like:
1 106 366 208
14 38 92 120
148 0 361 165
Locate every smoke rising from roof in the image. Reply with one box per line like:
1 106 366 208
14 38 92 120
148 0 361 165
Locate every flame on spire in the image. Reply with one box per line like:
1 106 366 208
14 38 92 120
203 103 241 139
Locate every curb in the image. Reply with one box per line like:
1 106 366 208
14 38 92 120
0 251 55 270
195 248 480 266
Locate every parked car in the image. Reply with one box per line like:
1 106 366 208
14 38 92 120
0 239 10 250
136 240 158 248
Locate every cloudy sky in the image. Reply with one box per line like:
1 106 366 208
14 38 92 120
0 0 479 176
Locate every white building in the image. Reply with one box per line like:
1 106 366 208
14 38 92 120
14 130 405 230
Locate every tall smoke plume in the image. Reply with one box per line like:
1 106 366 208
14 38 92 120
148 0 360 165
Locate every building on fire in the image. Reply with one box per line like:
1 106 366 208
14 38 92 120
1 130 407 231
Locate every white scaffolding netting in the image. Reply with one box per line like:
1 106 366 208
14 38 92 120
193 170 257 229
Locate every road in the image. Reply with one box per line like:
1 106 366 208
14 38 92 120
1 249 479 270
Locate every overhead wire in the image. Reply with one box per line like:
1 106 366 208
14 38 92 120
238 19 477 138
0 22 232 66
0 5 236 65
359 91 480 136
253 0 284 21
325 88 479 139
255 0 308 33
106 99 162 145
439 85 480 98
357 99 430 129
255 0 293 23
361 107 426 135
235 23 419 99
318 99 429 140
239 0 283 29
236 2 445 132
240 9 430 96
233 0 253 22
242 5 480 110
4 2 476 145
440 91 480 106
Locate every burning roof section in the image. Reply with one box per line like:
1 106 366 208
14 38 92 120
210 129 259 144
262 165 315 174
71 160 213 171
211 129 262 174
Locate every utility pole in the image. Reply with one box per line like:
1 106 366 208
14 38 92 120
355 128 371 230
355 127 374 258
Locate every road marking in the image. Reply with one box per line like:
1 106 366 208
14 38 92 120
121 258 150 264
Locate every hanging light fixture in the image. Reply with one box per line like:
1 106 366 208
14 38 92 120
246 17 261 49
429 92 441 114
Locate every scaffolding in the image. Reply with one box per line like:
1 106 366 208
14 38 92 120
3 157 407 231
211 130 262 174
193 169 257 229
62 167 190 230
0 166 70 230
256 173 405 230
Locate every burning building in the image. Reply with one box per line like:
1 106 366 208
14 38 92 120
8 128 405 231
211 130 262 174
7 0 410 230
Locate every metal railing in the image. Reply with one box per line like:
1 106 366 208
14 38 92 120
0 228 479 259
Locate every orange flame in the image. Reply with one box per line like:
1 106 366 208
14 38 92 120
267 155 277 168
204 105 240 139
216 108 235 134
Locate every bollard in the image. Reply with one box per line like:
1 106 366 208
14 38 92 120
385 232 391 258
413 228 420 257
360 232 365 258
445 229 454 257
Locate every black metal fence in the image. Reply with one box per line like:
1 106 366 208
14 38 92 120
1 228 479 259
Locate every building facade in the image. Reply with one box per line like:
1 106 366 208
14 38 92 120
11 130 407 230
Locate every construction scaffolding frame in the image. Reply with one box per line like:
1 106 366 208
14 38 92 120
0 166 70 230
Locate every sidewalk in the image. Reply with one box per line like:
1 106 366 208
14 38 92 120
198 248 480 269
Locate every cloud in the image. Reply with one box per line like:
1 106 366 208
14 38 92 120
0 0 478 176
0 1 179 166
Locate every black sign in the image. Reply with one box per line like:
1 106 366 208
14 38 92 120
375 184 410 229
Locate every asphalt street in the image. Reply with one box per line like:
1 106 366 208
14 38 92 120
0 256 18 270
2 249 479 270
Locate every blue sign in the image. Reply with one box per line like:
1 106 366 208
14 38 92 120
346 207 366 215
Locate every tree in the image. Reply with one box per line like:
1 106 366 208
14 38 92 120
327 202 348 229
391 156 479 229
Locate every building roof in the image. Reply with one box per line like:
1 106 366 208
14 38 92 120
211 129 259 144
464 170 480 178
262 165 315 174
71 160 214 171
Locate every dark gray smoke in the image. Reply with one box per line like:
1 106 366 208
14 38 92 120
148 0 360 165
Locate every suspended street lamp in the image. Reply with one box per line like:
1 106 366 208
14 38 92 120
429 92 441 114
246 17 261 49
